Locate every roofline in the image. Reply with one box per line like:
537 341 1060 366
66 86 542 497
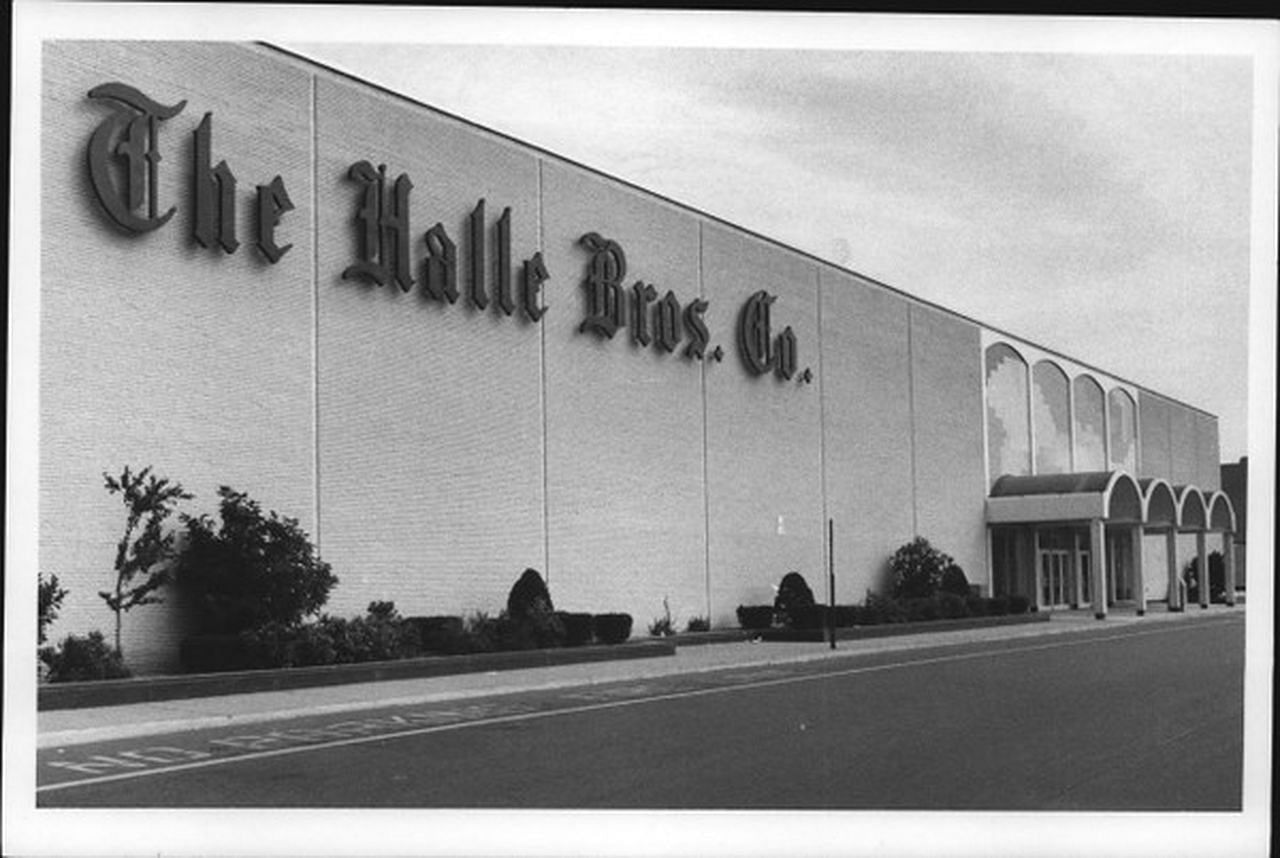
257 41 1216 419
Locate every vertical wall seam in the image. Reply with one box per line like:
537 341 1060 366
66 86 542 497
311 72 321 551
816 267 828 586
907 303 919 536
699 220 712 621
538 158 551 583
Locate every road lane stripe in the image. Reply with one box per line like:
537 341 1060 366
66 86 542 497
38 615 1241 794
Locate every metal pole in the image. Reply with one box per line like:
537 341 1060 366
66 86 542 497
828 518 836 650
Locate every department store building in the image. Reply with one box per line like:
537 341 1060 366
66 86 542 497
41 42 1237 672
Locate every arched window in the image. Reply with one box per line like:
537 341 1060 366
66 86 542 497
1073 375 1106 472
1032 360 1071 475
1108 388 1137 473
985 343 1030 486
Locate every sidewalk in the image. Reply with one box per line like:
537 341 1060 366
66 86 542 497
37 604 1242 749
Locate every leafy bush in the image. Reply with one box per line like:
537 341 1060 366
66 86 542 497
939 564 971 597
685 616 711 633
1008 595 1031 615
507 568 554 619
862 591 908 625
557 612 595 647
178 487 337 635
936 591 968 620
890 537 961 600
40 631 131 682
407 615 469 655
1185 551 1227 603
504 569 565 649
903 597 939 623
594 613 633 645
965 595 989 617
38 572 69 646
101 466 192 655
774 571 816 626
832 605 860 628
648 597 676 637
987 596 1010 616
736 605 775 630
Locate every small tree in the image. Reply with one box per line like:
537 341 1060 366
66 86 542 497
178 486 337 634
890 536 961 600
38 572 69 645
100 466 191 656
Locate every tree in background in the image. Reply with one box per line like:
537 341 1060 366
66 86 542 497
100 466 192 656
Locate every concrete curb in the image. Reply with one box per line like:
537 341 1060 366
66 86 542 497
38 639 676 712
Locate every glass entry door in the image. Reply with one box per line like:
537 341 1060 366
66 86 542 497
1040 549 1071 608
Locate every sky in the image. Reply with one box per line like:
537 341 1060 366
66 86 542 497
274 15 1268 463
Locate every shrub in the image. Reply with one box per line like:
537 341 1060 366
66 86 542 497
462 611 499 653
736 605 775 630
788 604 827 630
557 612 595 646
40 631 131 682
101 465 192 655
1186 551 1227 603
38 572 69 646
685 615 711 633
648 596 676 637
965 595 989 617
832 605 860 628
507 568 554 619
178 487 337 635
862 592 907 625
903 597 938 623
505 568 565 649
408 615 469 655
889 537 964 601
939 564 971 597
774 571 816 626
594 613 633 645
936 591 969 620
1008 595 1031 615
986 596 1010 616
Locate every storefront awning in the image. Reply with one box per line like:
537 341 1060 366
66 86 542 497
986 470 1144 524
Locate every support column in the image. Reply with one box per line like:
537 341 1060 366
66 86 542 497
1165 528 1180 611
1090 517 1107 620
1072 531 1084 608
1223 534 1237 606
1131 526 1146 616
1033 530 1045 612
1196 531 1209 609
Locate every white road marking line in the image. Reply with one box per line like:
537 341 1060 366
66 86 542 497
38 616 1241 794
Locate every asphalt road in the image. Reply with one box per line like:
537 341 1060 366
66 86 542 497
37 613 1244 809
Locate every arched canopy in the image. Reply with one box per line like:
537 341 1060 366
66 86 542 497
987 470 1144 524
1206 491 1237 533
1175 485 1208 531
1139 478 1179 528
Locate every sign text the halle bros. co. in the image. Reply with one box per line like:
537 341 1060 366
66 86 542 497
84 82 811 386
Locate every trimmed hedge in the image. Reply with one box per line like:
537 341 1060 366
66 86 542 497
557 612 595 647
594 613 633 645
737 605 775 630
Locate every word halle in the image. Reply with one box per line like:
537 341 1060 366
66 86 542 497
340 162 547 323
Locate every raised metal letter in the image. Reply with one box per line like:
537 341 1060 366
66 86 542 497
423 223 458 303
86 83 186 233
468 199 488 310
494 207 514 316
654 291 682 353
255 175 294 263
342 162 414 292
682 298 710 360
737 290 776 375
192 113 239 253
579 233 627 339
631 282 658 346
522 252 549 321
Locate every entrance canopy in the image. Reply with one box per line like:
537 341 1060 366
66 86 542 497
987 470 1230 534
987 471 1142 524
